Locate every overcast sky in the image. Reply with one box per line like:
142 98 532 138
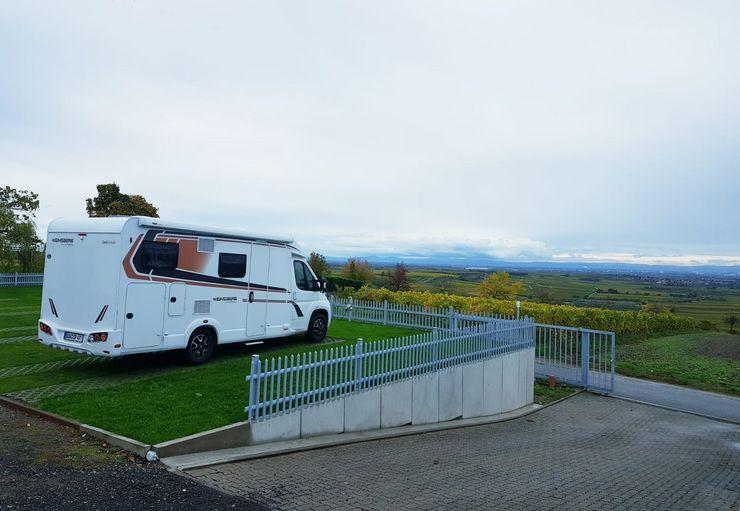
2 1 739 265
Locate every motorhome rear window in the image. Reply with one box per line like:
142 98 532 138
218 253 246 278
141 241 179 270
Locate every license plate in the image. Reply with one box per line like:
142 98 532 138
64 331 84 343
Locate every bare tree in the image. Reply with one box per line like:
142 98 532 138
388 263 411 291
725 314 738 333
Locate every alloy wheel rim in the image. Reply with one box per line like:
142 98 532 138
312 318 326 337
191 333 210 359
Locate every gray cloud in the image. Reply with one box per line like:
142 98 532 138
1 1 739 264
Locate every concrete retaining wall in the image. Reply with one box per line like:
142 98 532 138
247 348 535 446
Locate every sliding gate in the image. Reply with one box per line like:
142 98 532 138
534 324 615 393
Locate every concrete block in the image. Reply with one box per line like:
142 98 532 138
380 380 412 428
344 389 381 432
300 399 344 438
248 412 300 445
412 373 439 425
502 352 520 412
462 362 484 419
438 366 463 422
526 348 535 405
518 350 527 407
482 356 503 416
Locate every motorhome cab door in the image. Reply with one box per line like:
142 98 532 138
124 283 165 349
291 258 315 330
246 244 269 337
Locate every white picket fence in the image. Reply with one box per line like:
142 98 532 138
329 296 616 393
0 273 44 287
328 295 517 330
245 319 535 422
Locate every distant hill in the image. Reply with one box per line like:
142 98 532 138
324 254 740 277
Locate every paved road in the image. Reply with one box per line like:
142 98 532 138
536 361 740 423
612 374 740 422
190 393 739 510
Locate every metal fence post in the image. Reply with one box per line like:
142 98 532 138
580 330 590 389
14 272 18 286
516 300 521 320
247 354 261 421
354 339 364 391
487 320 494 353
432 329 439 371
348 296 354 322
383 300 388 325
610 332 616 392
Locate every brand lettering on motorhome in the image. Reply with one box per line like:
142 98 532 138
52 238 74 244
213 296 238 302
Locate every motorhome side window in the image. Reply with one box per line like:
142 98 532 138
141 241 179 270
293 260 313 291
218 253 246 278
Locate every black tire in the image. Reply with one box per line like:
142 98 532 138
184 328 215 365
305 312 328 343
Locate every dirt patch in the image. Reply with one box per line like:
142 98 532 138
696 335 740 360
0 403 266 510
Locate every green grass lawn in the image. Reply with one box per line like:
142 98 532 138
328 319 421 341
0 342 81 369
0 286 41 330
617 332 740 396
32 319 423 444
3 283 737 444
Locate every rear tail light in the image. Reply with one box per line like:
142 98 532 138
88 332 108 343
39 322 52 335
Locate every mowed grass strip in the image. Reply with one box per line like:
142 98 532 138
617 332 740 396
0 342 82 369
0 287 41 328
36 320 423 444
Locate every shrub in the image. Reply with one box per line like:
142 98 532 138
325 275 364 292
352 288 698 337
698 320 716 331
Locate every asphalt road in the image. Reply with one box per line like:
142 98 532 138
536 360 740 423
612 374 740 422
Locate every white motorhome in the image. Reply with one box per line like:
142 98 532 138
38 216 331 364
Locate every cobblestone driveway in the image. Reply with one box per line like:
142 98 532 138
190 393 739 510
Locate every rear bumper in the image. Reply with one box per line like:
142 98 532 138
38 319 124 357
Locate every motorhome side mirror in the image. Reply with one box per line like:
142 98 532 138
311 279 322 292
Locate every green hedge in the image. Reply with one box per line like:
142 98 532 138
325 275 364 292
352 288 698 337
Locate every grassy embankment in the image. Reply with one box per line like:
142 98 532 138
2 285 736 444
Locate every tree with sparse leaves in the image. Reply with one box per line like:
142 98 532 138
477 272 525 300
308 252 330 279
725 314 737 333
342 257 374 283
533 288 557 304
86 183 158 218
0 186 43 272
387 263 411 291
